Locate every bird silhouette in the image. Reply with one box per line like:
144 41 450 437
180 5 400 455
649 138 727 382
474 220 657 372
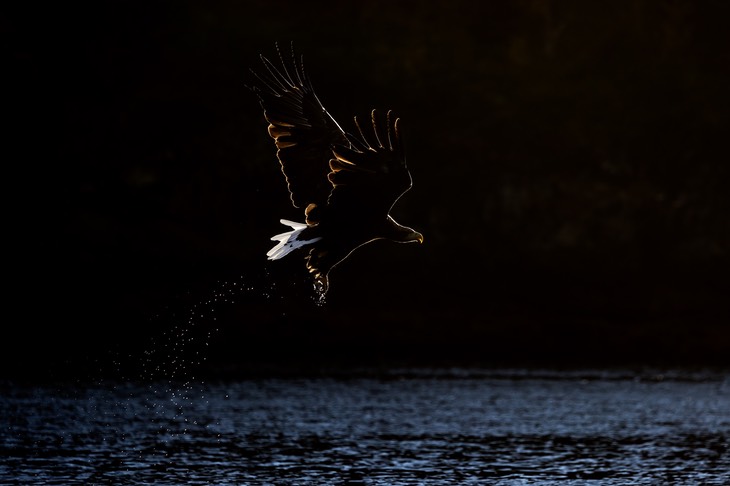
249 43 423 296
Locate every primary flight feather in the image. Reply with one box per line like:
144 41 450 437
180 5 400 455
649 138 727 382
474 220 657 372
250 43 423 295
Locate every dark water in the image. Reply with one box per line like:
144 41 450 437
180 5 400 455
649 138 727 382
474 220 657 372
1 368 728 485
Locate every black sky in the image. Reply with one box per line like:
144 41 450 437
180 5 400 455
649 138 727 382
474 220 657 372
4 0 729 378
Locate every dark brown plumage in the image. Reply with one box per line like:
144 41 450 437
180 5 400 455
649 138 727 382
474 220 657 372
250 43 423 295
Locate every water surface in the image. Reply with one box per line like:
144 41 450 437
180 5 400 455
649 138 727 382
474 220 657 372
1 368 728 485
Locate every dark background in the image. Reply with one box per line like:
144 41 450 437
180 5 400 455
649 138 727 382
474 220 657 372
4 0 729 379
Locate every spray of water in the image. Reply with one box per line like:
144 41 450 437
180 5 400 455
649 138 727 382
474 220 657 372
89 266 322 446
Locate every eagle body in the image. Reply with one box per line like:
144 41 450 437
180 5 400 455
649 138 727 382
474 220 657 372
250 44 423 294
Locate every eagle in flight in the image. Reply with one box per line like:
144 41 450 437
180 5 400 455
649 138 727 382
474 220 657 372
249 44 423 295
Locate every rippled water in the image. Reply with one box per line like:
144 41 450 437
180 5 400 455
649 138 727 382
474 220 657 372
1 368 729 485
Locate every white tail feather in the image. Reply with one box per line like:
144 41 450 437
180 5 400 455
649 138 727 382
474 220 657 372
267 219 322 260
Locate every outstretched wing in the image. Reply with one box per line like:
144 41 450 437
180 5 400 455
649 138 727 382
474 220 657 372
328 109 412 217
249 43 349 210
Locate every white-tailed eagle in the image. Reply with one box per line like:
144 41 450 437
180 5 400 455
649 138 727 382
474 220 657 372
249 44 423 294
